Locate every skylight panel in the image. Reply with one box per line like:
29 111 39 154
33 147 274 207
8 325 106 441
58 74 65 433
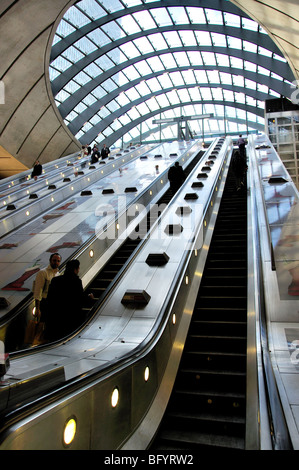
186 7 207 24
107 48 128 65
205 9 223 25
169 71 184 87
147 56 165 72
258 46 272 58
62 45 85 63
227 36 242 49
194 31 212 46
96 55 115 71
97 0 125 13
163 31 182 48
123 64 140 81
146 76 162 92
83 94 97 106
113 71 129 86
201 52 216 66
127 107 141 120
125 0 143 7
88 28 111 47
182 70 196 85
102 78 118 92
258 66 270 76
133 36 154 55
245 79 257 90
157 72 173 89
133 10 157 30
64 6 91 28
76 0 106 20
194 70 208 83
244 61 256 73
187 51 203 67
118 14 141 35
216 54 229 67
232 75 244 87
148 32 168 51
211 87 223 100
49 67 60 81
135 60 153 76
177 88 190 102
64 80 81 94
223 12 240 28
92 85 106 99
116 91 130 106
74 37 98 54
102 21 126 41
120 41 141 59
173 51 190 67
136 102 150 115
219 72 232 85
159 53 177 69
201 88 212 100
55 89 71 104
166 90 180 105
242 17 258 31
243 41 257 54
135 80 151 97
168 6 189 25
150 8 173 27
156 93 170 107
207 70 220 84
230 57 243 69
223 89 234 101
84 63 102 78
211 33 226 47
146 96 160 111
55 19 76 38
178 31 197 47
51 56 72 72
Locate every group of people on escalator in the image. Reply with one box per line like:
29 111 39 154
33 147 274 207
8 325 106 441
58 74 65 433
31 254 94 343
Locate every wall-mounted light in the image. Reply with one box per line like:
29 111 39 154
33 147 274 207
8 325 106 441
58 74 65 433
63 417 77 446
144 366 150 382
111 387 119 408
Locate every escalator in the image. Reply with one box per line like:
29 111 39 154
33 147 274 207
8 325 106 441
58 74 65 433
6 151 204 352
80 152 203 316
152 154 248 450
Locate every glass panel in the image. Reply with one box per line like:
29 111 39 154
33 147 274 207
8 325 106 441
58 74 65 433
150 8 173 27
64 6 91 28
133 10 157 30
163 31 182 48
88 28 111 47
146 56 165 72
97 0 125 13
102 21 126 41
205 9 223 25
120 41 141 59
223 12 240 28
77 0 106 19
148 32 169 51
168 6 189 25
118 14 141 35
134 37 154 55
178 31 197 47
185 7 207 24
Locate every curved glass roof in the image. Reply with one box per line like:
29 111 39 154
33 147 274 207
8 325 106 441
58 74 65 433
49 0 295 148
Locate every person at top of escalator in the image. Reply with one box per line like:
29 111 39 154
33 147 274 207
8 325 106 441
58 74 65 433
168 161 186 194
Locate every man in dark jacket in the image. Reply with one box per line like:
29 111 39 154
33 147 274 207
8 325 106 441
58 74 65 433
168 161 186 193
101 143 110 159
46 259 93 340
